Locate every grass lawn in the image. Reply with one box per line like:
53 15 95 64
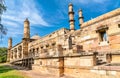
0 64 30 78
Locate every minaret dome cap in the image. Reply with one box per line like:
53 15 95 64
69 3 73 6
24 18 29 22
79 9 82 12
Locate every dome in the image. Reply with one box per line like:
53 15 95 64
31 34 41 39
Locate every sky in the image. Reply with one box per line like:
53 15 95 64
0 0 120 47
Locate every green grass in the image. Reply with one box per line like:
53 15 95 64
0 64 30 78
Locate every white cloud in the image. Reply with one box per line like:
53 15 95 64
2 20 19 27
20 0 49 26
3 0 48 26
1 0 49 39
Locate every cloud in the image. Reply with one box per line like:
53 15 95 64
0 0 49 47
20 0 49 26
3 0 49 26
1 0 50 39
2 20 18 27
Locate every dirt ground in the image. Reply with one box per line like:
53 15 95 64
1 63 74 78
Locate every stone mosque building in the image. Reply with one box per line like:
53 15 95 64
7 3 120 77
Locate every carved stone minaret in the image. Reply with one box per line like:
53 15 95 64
68 3 75 31
78 9 84 28
7 37 12 62
22 18 30 58
23 18 30 39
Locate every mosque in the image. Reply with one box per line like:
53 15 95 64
7 3 120 77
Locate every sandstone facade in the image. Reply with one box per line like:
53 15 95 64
7 3 120 77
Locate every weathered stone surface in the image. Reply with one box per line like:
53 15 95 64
111 55 120 63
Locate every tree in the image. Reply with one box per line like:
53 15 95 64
0 47 7 63
0 0 7 40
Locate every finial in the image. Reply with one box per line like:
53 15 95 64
69 3 73 6
26 18 28 20
35 33 38 35
24 18 29 22
9 37 12 40
79 9 82 12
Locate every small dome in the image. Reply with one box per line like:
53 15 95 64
79 9 82 12
31 34 40 39
69 3 73 6
24 18 29 22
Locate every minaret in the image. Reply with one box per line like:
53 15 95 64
22 18 30 58
78 9 84 28
8 37 12 49
23 18 30 39
7 37 12 62
68 3 75 31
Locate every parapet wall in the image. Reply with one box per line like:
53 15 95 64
32 54 96 76
32 53 120 77
81 8 120 28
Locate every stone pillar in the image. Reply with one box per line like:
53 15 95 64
18 46 22 59
68 35 72 49
21 46 23 58
13 50 15 60
93 52 97 66
27 59 29 68
22 60 24 67
22 43 27 58
68 3 75 32
23 59 25 67
15 48 17 59
17 48 19 59
106 53 112 63
57 44 63 56
78 9 84 28
57 44 64 77
28 59 30 69
7 37 12 62
59 57 64 77
25 59 27 67
10 50 13 61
